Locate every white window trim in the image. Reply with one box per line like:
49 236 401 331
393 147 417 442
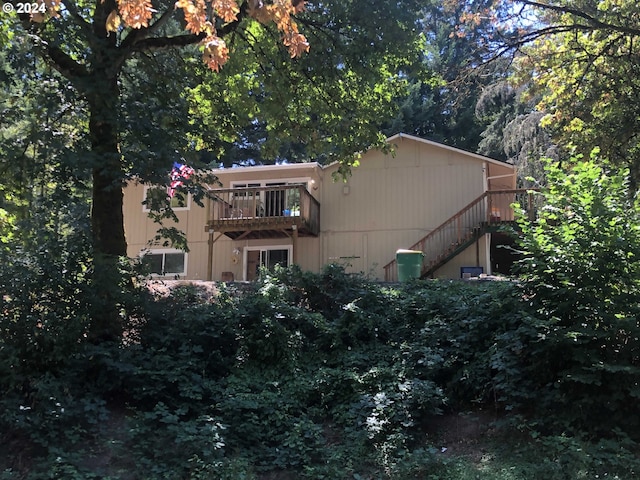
229 177 312 189
140 248 188 277
242 245 293 281
142 185 191 212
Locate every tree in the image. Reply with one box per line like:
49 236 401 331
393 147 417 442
0 37 90 246
475 77 558 186
384 0 504 153
486 0 640 187
4 0 423 340
187 0 422 168
512 153 640 432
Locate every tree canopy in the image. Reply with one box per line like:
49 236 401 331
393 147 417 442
484 0 640 185
1 0 424 339
384 0 505 153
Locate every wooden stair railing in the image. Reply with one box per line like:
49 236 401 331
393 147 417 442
383 189 539 281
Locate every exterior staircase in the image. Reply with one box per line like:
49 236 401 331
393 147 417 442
383 189 539 281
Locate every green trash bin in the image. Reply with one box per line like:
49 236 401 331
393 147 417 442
396 249 424 282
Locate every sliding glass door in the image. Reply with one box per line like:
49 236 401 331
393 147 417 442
245 246 291 280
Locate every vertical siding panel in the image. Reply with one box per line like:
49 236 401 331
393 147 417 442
123 139 513 281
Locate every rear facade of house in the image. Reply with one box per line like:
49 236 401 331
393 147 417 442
123 133 519 281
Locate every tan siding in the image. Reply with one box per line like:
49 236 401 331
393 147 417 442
296 237 321 272
185 241 209 280
184 201 208 243
210 236 238 281
123 182 149 248
433 234 490 279
320 138 491 278
122 137 515 281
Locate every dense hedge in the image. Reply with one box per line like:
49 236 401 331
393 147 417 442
2 262 639 478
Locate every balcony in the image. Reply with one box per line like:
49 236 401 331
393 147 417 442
205 184 320 240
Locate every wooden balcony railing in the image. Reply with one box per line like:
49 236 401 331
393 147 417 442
205 184 320 239
383 189 540 281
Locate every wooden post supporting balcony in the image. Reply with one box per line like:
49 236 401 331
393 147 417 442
292 225 298 264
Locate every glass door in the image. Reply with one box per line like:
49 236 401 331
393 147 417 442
244 247 291 280
261 249 289 270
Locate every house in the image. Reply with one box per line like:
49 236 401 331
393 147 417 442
123 133 534 281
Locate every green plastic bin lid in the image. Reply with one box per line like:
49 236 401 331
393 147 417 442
396 249 424 255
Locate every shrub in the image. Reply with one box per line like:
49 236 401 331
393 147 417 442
512 155 640 436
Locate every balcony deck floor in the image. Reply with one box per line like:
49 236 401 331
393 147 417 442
207 216 318 240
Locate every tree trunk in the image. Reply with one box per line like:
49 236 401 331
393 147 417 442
87 74 127 342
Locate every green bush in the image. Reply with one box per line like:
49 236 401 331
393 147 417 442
3 258 639 478
512 156 640 436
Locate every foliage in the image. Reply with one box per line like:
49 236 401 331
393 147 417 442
188 0 424 167
512 155 640 434
476 79 558 186
384 0 503 153
431 0 640 186
0 38 90 238
492 0 640 188
0 207 93 390
3 263 640 477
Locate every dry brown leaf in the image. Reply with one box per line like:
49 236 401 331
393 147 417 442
202 35 229 71
106 10 122 33
117 0 155 29
284 29 309 58
175 0 208 33
211 0 239 23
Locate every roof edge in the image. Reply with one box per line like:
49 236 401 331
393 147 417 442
210 161 322 175
389 133 514 169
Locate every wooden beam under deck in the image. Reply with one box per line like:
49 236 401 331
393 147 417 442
205 218 317 240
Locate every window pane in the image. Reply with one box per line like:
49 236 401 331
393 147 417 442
145 187 169 211
170 194 187 208
143 254 163 274
164 253 185 274
266 249 289 269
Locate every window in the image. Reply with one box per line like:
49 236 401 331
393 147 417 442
143 186 190 212
229 183 260 218
244 246 291 281
230 178 310 217
141 250 187 276
170 194 189 209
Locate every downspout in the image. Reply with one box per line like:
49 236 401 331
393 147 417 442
483 162 489 192
485 234 492 276
206 194 214 281
482 163 490 273
207 231 214 281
